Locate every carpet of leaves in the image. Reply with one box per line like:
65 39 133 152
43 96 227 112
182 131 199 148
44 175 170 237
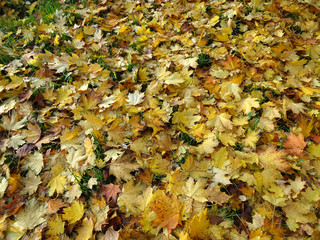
1 0 320 239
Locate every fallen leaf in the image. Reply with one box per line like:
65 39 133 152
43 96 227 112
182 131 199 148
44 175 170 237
62 201 85 224
150 193 183 234
283 133 306 156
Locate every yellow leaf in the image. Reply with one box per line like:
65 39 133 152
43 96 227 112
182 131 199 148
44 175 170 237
298 115 314 137
118 25 129 35
197 137 219 154
166 170 188 195
47 174 67 196
283 201 314 224
207 112 233 131
243 130 259 148
13 198 47 230
302 187 320 202
7 75 24 90
62 201 85 224
172 109 201 129
118 180 145 214
76 217 93 240
47 214 64 236
28 2 37 15
219 132 236 146
183 177 207 203
212 146 229 169
238 97 260 114
208 16 219 26
83 26 95 35
186 209 210 239
258 145 289 171
54 34 60 46
130 138 149 157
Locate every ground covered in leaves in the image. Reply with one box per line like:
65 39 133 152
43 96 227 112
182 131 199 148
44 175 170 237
1 0 320 239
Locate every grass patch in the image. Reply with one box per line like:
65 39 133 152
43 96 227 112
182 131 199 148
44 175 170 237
197 53 211 68
179 131 202 146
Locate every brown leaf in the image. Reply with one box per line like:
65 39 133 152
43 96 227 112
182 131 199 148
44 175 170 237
22 123 41 143
5 196 24 216
47 199 67 214
207 186 230 205
99 184 121 202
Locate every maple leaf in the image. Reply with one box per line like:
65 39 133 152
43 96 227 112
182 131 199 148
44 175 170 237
107 120 132 144
208 167 231 186
109 153 140 181
66 146 87 170
91 203 110 231
186 209 210 239
100 94 116 109
48 56 69 73
247 212 265 231
238 97 260 114
165 72 185 85
283 97 305 115
47 199 67 214
102 226 120 240
283 133 306 156
47 174 67 196
126 90 145 105
243 129 260 148
20 170 41 195
207 186 231 205
283 201 313 224
99 184 121 202
197 137 219 154
81 111 105 130
118 180 152 214
179 57 198 68
22 123 41 143
183 177 208 203
207 112 233 131
13 198 47 231
149 193 183 234
8 134 25 150
130 138 149 157
76 217 94 240
220 55 241 70
22 151 44 175
62 201 85 224
220 82 242 101
47 214 65 236
258 145 289 171
0 113 27 131
172 109 201 129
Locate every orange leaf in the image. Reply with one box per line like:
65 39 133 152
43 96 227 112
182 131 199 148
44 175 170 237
220 55 241 70
283 133 306 156
150 193 183 234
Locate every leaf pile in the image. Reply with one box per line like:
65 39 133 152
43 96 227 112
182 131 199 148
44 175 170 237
1 0 320 239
